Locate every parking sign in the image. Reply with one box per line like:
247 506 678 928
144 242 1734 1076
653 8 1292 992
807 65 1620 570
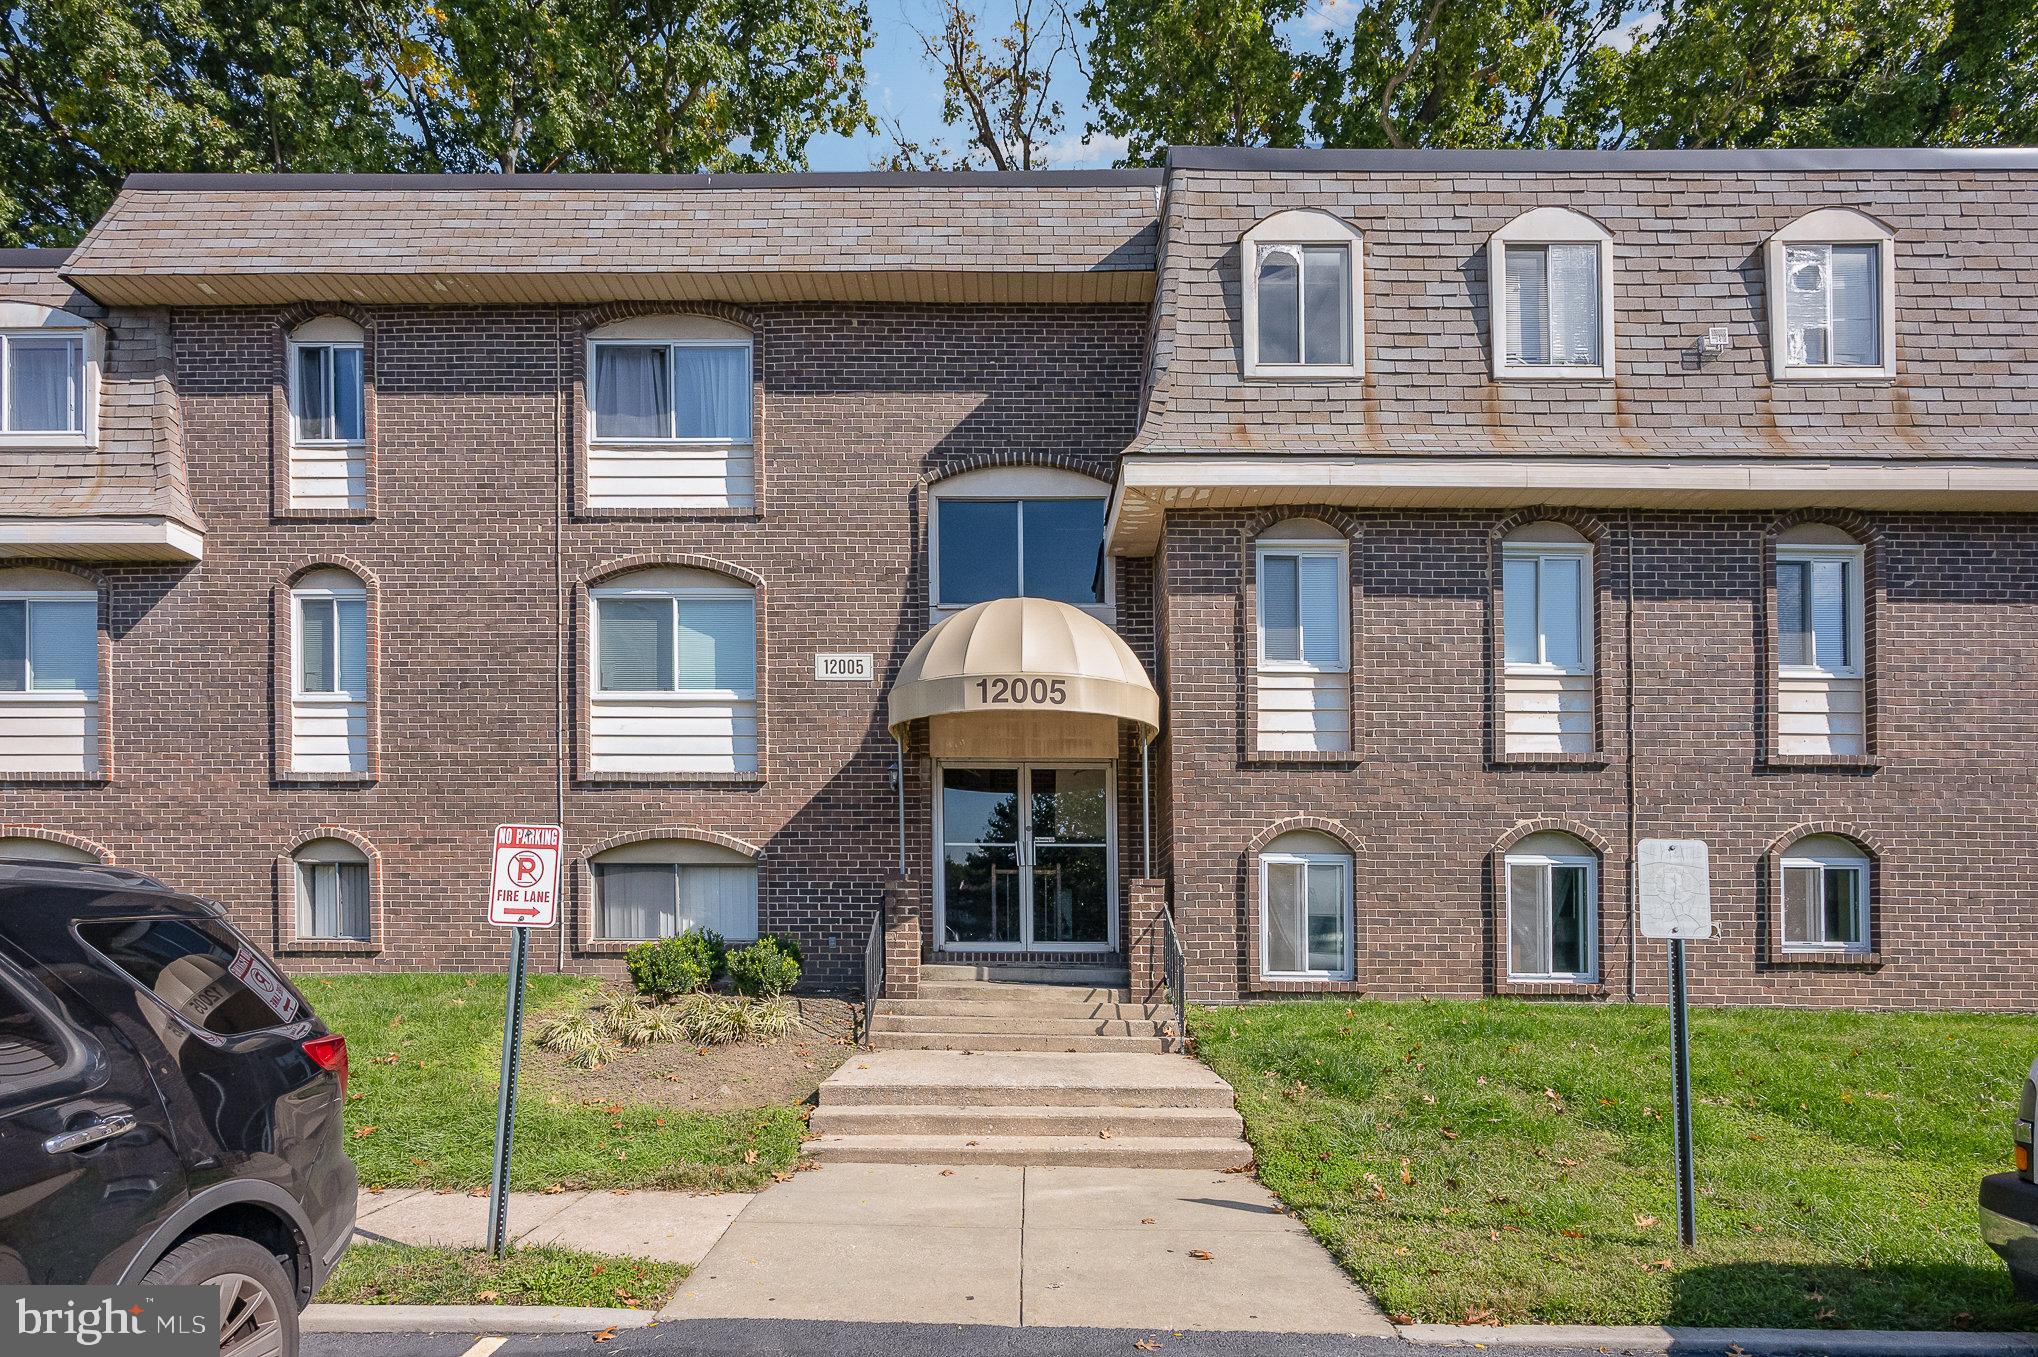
488 824 561 928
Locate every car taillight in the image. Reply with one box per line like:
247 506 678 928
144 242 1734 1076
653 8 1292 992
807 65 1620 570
2018 1143 2032 1176
303 1034 347 1099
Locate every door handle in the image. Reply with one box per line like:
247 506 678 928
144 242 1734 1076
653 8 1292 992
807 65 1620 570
44 1111 136 1154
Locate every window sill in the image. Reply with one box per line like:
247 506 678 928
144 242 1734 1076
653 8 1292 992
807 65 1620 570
0 432 93 451
1493 367 1612 383
276 770 377 787
1773 368 1895 384
579 504 758 522
1766 948 1883 969
280 937 381 957
1241 366 1365 383
1494 978 1610 999
576 769 763 787
578 937 643 956
0 769 106 785
275 507 375 522
1243 749 1364 768
1248 976 1364 995
1491 751 1609 769
1761 752 1882 772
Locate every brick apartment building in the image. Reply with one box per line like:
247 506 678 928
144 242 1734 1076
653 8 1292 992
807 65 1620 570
3 148 2036 1011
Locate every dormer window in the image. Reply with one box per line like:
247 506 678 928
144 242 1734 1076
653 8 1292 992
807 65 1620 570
1767 209 1896 380
1487 208 1615 381
1241 210 1364 379
0 304 99 447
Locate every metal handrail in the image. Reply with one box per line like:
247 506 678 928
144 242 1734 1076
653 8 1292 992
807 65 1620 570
1160 905 1187 1048
861 904 885 1047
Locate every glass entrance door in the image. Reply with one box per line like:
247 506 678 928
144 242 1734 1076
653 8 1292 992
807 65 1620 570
939 763 1113 950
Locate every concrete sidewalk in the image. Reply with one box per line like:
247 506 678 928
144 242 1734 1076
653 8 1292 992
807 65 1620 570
351 1187 749 1266
661 1162 1394 1334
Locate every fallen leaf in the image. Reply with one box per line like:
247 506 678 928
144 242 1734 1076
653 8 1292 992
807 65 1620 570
1561 1228 1584 1239
1135 1340 1162 1351
1398 1157 1412 1185
1388 1313 1415 1325
476 1291 500 1303
1635 1214 1659 1228
743 1149 759 1164
593 1328 617 1343
353 1126 376 1138
543 1183 565 1195
1141 1217 1156 1225
1188 1250 1213 1261
940 1169 955 1177
468 1186 486 1198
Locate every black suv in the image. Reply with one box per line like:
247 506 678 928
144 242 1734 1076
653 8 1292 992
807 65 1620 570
0 859 355 1354
1983 1055 2038 1299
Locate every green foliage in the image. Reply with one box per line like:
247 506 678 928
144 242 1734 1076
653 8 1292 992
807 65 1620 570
729 937 802 998
674 991 796 1043
758 931 805 966
299 972 803 1192
323 1242 685 1308
532 1009 615 1068
1079 0 1309 166
625 928 727 1000
1193 998 2038 1329
0 0 874 245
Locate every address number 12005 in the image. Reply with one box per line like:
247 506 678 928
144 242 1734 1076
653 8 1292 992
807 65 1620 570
972 677 1067 706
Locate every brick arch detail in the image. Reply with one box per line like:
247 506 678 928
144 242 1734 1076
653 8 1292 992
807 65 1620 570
920 452 1113 489
1765 507 1880 548
586 552 764 591
283 555 379 593
1763 821 1886 862
1244 505 1364 543
0 824 112 862
285 824 382 862
583 826 766 860
1492 818 1613 858
1246 815 1365 858
0 557 105 591
574 299 762 337
1492 505 1609 546
278 301 373 334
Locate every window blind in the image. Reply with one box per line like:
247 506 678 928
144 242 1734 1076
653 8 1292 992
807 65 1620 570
1256 247 1302 365
597 597 674 691
1809 558 1850 670
1829 245 1878 366
26 600 94 693
1297 555 1342 666
676 598 756 693
1305 862 1346 973
1508 862 1550 975
1502 556 1539 665
300 597 335 692
0 600 22 691
1265 861 1304 973
331 346 364 441
299 860 369 941
1505 247 1548 365
1300 246 1349 365
1259 554 1300 662
1539 556 1583 669
1547 244 1600 366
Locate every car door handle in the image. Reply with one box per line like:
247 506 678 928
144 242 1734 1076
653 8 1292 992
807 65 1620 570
43 1111 136 1154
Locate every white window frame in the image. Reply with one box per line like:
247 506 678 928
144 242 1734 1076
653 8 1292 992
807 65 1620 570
0 589 99 696
1779 847 1871 955
928 467 1114 624
592 852 761 943
589 581 757 703
291 581 368 702
1258 849 1353 981
586 335 754 447
0 304 99 449
286 336 366 449
294 845 371 943
1766 208 1897 382
1774 544 1865 681
1240 209 1366 380
1504 849 1600 984
1487 207 1616 382
1502 539 1594 676
1254 535 1349 676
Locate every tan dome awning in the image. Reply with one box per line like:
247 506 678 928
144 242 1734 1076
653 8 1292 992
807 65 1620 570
887 597 1160 740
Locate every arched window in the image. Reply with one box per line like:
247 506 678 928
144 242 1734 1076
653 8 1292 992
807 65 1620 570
291 567 369 774
1241 210 1365 378
0 301 99 446
592 838 759 942
1254 518 1349 753
1766 208 1896 380
0 565 98 774
1501 522 1593 755
1774 523 1866 757
1779 834 1871 954
586 315 754 510
294 837 371 942
0 836 98 863
590 566 757 774
929 465 1110 620
1259 830 1353 980
1504 831 1598 983
1487 207 1615 380
287 316 366 509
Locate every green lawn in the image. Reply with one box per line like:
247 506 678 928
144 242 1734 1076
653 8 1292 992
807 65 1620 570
1191 999 2038 1331
323 1242 684 1309
300 973 805 1192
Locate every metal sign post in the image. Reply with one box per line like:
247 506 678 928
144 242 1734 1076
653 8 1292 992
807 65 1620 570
1636 838 1712 1250
483 824 562 1258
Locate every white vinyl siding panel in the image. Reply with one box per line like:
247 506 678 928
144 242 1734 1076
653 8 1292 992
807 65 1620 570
1255 543 1349 753
289 441 366 510
1778 675 1866 756
291 696 368 772
0 693 97 772
1503 671 1595 754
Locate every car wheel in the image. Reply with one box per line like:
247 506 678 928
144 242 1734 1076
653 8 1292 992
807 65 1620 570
142 1232 298 1357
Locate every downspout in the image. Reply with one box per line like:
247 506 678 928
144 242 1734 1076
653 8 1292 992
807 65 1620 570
893 733 907 875
1141 734 1152 877
1624 510 1637 1002
556 311 569 975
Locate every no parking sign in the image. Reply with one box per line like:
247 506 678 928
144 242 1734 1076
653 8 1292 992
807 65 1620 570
488 824 561 928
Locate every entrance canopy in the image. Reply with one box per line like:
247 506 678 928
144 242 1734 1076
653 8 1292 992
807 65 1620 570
888 597 1160 740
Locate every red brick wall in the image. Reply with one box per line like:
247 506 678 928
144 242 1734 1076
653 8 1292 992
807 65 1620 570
1159 507 2038 1011
0 302 1145 988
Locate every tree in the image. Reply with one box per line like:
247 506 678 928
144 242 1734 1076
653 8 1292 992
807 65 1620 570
878 0 1076 170
1079 0 1309 166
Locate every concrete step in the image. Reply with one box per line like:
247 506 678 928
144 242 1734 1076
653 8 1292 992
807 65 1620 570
879 998 1160 1021
916 981 1132 1005
874 1031 1171 1054
819 1050 1237 1109
803 1133 1255 1170
920 963 1130 985
871 1013 1167 1038
806 1102 1245 1139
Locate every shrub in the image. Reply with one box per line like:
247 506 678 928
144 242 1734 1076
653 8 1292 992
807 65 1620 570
624 928 726 1000
757 931 804 966
533 1011 616 1069
729 937 802 998
673 993 798 1045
